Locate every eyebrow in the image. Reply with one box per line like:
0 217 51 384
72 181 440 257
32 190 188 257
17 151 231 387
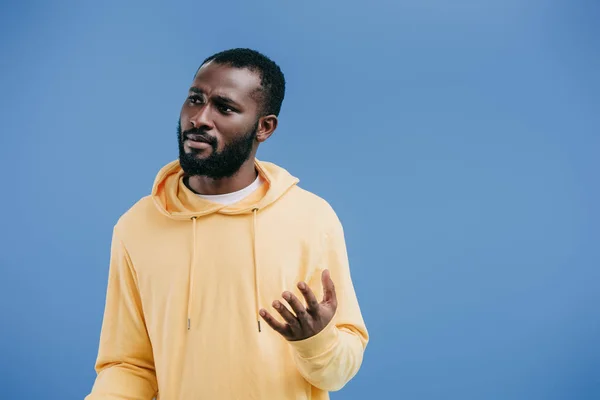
188 87 242 109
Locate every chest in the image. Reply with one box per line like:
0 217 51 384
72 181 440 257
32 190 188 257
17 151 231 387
126 212 323 323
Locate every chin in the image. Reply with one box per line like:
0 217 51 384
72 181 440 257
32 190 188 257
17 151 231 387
185 148 211 158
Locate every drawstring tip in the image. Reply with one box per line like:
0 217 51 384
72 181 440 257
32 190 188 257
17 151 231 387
258 320 261 332
187 318 191 330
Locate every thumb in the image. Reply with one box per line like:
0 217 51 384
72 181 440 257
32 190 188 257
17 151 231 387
321 269 336 305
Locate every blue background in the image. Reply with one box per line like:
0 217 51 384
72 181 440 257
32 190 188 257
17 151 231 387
1 0 598 399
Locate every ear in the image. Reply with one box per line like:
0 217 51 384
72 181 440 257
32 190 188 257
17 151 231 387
256 115 278 143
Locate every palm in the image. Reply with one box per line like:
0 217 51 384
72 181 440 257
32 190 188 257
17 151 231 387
260 269 338 341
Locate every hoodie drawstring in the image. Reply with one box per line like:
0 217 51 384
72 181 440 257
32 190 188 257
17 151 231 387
187 216 197 330
252 208 261 332
186 211 262 333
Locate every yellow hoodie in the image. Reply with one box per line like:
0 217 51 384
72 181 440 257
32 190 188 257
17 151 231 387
86 158 369 400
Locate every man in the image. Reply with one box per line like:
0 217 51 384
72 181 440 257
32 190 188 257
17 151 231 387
86 48 368 399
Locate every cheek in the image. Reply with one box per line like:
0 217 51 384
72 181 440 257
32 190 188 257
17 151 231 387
217 115 255 135
179 116 197 136
213 120 242 146
179 113 189 131
213 114 257 149
213 136 234 153
180 105 197 128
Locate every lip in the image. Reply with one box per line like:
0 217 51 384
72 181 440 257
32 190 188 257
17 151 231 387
185 139 212 150
184 133 214 150
185 133 212 143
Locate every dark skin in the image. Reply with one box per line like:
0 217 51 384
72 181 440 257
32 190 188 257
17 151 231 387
180 61 277 195
182 61 338 341
260 269 338 341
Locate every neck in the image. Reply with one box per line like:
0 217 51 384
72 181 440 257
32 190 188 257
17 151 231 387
186 157 258 195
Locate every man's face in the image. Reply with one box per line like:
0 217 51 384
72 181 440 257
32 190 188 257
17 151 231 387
178 61 263 179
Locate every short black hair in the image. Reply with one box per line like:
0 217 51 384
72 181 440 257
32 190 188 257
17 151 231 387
198 48 286 117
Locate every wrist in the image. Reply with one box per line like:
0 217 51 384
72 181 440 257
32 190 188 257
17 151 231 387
288 319 338 359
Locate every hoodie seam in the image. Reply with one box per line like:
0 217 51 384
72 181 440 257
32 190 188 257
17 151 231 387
113 229 160 394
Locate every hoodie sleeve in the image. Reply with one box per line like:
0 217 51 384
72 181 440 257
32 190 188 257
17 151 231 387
288 209 369 392
86 228 158 400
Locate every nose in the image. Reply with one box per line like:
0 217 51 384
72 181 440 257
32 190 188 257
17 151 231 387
189 105 214 130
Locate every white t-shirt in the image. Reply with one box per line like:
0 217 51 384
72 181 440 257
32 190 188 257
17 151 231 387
196 175 263 205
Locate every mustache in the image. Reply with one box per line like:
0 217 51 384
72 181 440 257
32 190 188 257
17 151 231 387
181 128 218 147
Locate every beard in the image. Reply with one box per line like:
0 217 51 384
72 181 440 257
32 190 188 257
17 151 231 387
177 118 258 179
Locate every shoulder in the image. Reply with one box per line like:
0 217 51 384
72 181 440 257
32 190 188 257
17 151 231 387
284 185 343 232
113 195 159 238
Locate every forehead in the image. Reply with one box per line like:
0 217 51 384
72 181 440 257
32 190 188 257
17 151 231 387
191 62 262 103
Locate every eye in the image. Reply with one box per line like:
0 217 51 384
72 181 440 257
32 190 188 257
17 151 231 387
217 104 235 114
187 95 203 104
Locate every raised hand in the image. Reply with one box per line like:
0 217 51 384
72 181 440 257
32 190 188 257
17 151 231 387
260 269 338 341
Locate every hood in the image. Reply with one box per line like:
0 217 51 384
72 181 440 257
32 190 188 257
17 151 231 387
151 158 299 219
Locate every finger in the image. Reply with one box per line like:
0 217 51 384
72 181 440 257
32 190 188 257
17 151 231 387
272 300 299 327
321 269 337 307
297 281 319 313
283 291 309 324
259 308 289 335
